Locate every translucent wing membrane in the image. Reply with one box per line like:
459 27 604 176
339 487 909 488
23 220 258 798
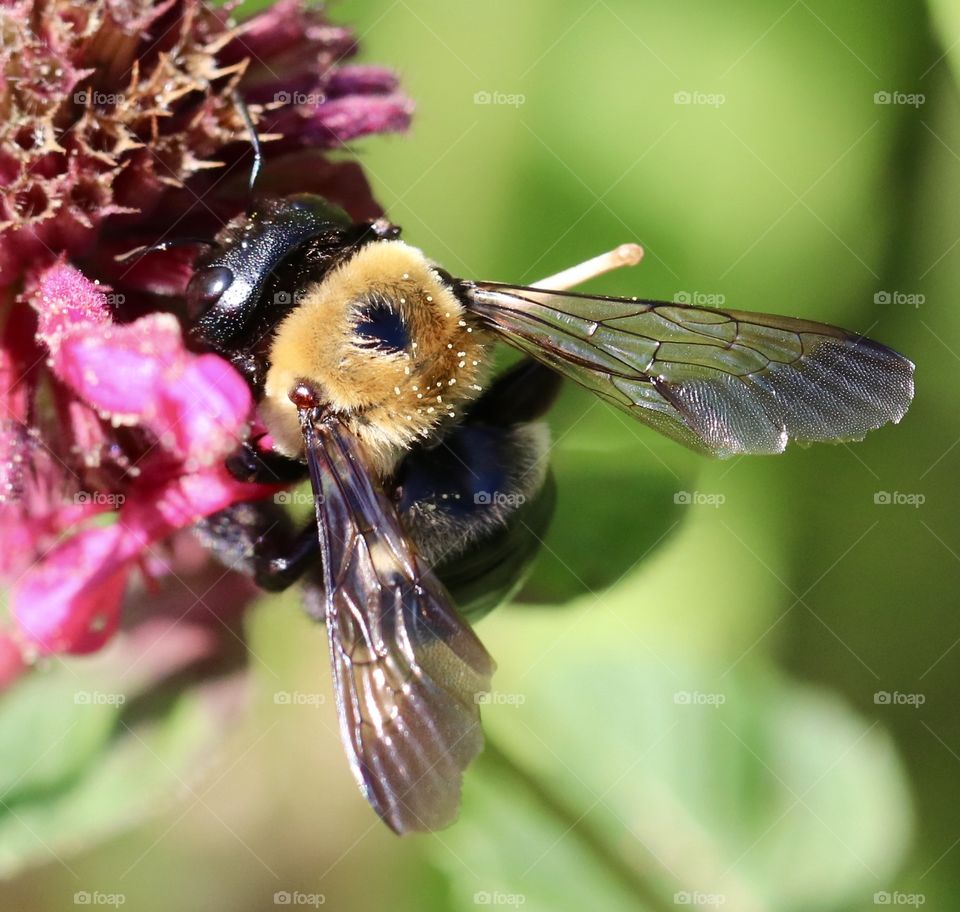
303 416 494 833
464 283 915 457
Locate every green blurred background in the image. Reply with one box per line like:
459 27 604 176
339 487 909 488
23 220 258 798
4 0 960 909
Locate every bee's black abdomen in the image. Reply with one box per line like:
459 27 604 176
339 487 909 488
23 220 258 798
393 418 552 619
435 470 556 621
388 355 564 617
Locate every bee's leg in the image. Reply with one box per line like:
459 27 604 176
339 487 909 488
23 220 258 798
228 351 269 398
207 440 316 590
225 439 309 484
251 520 319 592
529 242 644 291
194 500 319 592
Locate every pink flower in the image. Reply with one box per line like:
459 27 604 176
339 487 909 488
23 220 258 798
0 0 408 682
11 261 276 656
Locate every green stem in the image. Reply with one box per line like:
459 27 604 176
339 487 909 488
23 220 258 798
480 735 676 912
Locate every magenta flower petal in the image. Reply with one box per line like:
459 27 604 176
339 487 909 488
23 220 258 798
29 263 252 462
267 92 413 148
1 0 407 664
0 302 37 425
327 65 401 96
153 355 253 467
13 523 131 655
53 314 181 422
12 467 275 655
223 0 354 69
30 259 110 344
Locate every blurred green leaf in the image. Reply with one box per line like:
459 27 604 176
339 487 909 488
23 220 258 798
0 580 250 880
432 622 912 912
928 0 960 90
519 437 687 604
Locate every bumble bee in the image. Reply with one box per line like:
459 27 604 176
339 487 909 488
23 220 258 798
128 116 914 835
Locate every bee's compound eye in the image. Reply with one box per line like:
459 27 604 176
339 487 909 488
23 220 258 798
355 302 409 353
186 265 234 318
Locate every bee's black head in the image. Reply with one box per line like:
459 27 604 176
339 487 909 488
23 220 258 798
186 194 399 352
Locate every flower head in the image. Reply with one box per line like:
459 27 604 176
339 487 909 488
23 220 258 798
0 0 411 679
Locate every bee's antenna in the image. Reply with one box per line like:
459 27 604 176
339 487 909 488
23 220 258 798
114 238 215 263
231 89 262 208
530 243 644 291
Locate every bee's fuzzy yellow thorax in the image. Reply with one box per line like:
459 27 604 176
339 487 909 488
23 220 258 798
263 240 491 469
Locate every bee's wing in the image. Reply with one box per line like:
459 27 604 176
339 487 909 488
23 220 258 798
464 283 915 457
302 415 494 834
